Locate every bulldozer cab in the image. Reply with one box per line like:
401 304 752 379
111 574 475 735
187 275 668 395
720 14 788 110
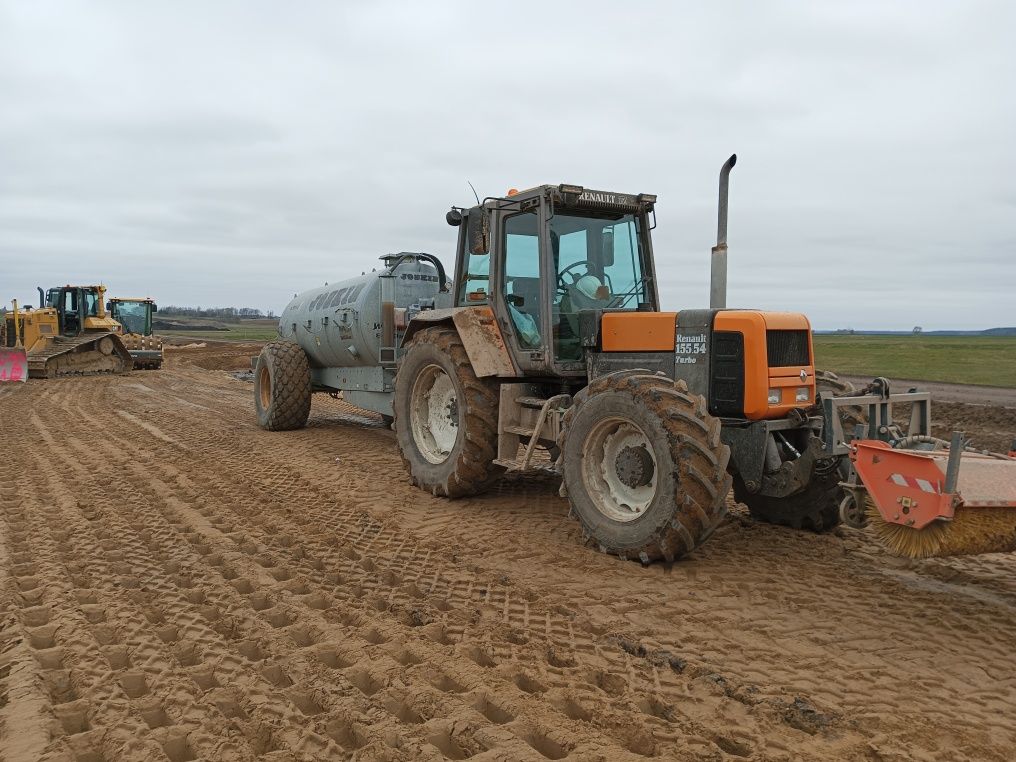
109 298 157 336
451 185 660 375
45 285 117 336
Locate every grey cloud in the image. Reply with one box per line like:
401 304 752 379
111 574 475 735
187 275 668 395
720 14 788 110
0 0 1013 330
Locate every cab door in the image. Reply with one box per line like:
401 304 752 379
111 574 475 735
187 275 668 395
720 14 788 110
453 201 554 375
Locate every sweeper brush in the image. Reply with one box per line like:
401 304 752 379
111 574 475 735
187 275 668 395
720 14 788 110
849 437 1016 559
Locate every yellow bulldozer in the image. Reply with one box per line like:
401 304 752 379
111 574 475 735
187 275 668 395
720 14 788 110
108 296 164 370
1 284 133 380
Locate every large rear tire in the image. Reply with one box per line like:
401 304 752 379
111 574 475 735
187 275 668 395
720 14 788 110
394 327 504 497
254 341 312 431
561 372 731 563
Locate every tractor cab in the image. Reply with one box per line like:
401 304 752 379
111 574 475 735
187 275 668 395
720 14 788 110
107 296 163 370
448 185 660 375
108 297 158 337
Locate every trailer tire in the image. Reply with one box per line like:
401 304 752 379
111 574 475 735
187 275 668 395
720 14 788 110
394 327 503 497
254 341 312 431
560 372 731 563
733 462 842 532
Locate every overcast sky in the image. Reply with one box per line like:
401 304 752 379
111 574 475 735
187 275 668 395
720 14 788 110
1 1 1013 329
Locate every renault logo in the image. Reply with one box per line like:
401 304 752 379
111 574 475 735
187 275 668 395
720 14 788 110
800 369 808 382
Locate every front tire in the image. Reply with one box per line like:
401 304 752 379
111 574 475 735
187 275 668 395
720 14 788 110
561 372 732 563
254 341 312 431
394 327 503 497
733 460 842 532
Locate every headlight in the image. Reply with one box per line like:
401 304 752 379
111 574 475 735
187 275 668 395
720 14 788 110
767 388 781 405
795 387 810 402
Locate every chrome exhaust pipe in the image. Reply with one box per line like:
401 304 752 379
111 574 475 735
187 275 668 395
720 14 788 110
710 154 737 309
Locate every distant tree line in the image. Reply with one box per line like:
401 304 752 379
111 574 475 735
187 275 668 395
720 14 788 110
0 304 276 321
158 306 276 320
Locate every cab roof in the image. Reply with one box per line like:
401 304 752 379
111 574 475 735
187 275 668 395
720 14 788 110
483 184 657 214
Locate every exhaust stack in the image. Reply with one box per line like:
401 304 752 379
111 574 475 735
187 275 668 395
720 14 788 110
710 154 737 309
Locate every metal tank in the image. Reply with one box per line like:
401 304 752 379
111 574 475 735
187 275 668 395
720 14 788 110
277 253 451 415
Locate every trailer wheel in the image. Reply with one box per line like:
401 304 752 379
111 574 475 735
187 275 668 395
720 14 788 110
254 341 312 431
394 326 503 497
560 372 732 563
733 461 842 532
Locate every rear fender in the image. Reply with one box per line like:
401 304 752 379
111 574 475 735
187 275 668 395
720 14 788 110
402 306 518 378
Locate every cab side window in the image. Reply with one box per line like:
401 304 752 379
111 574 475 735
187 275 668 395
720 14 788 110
503 212 542 349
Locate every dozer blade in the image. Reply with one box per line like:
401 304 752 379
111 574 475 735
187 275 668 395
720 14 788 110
852 440 1016 558
0 347 29 382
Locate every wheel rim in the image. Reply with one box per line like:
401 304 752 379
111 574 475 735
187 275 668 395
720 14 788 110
258 364 271 409
409 364 459 464
581 417 657 522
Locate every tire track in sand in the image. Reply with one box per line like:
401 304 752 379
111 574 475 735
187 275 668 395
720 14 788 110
73 373 877 759
58 399 708 758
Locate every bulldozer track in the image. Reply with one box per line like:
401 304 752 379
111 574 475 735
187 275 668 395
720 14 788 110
26 332 132 379
2 347 1016 760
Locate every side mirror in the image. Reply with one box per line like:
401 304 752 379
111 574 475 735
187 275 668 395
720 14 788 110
602 229 615 267
105 301 112 311
445 209 463 227
151 304 158 313
466 208 490 255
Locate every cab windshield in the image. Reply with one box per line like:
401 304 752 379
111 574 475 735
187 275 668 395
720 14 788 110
551 212 649 310
112 301 150 335
500 209 651 360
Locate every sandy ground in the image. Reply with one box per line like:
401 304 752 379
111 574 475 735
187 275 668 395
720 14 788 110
1 344 1016 761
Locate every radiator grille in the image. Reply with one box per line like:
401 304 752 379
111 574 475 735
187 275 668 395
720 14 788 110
766 330 810 367
710 331 745 417
4 318 15 347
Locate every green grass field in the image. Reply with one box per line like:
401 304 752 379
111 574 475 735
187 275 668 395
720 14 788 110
156 316 278 342
813 335 1016 388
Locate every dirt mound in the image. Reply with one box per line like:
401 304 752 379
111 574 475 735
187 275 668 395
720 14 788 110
1 345 1015 760
932 401 1016 452
165 341 265 371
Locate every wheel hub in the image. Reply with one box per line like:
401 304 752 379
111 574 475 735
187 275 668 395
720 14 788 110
614 444 654 489
409 364 459 464
580 418 658 523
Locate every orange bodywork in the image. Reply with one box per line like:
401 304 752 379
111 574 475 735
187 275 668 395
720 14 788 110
598 309 815 421
713 310 815 419
600 312 678 352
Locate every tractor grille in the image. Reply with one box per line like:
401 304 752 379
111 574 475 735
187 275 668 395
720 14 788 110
4 318 15 347
766 329 810 367
710 331 745 417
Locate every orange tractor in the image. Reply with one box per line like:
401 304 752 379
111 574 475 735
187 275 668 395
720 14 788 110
253 157 1016 562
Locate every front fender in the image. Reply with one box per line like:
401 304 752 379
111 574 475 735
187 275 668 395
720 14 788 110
403 306 518 378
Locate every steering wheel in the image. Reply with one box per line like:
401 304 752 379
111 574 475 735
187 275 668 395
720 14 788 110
557 260 594 291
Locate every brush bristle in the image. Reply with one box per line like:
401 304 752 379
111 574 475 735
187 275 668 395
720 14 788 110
866 499 1016 558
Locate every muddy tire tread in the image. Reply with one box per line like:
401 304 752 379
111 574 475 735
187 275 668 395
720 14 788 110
395 327 503 498
560 372 732 562
734 468 842 532
255 340 312 431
